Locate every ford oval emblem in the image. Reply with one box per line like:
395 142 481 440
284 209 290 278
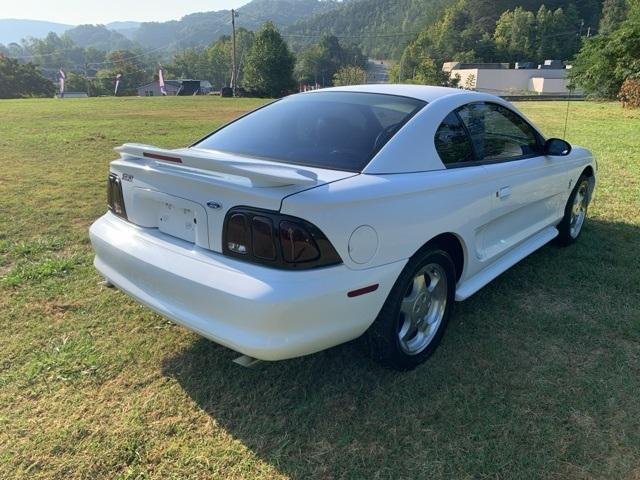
206 201 222 210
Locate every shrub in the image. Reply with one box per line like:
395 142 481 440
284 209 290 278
618 77 640 108
333 65 367 86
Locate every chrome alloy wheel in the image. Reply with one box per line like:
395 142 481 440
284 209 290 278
570 180 589 238
397 263 448 355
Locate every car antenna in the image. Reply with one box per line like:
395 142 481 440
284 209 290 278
563 85 575 139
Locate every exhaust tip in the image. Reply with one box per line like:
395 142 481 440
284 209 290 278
99 279 115 288
232 354 262 368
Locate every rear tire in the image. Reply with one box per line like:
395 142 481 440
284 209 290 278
363 248 456 371
555 174 590 246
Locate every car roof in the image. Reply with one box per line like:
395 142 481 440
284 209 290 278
305 85 541 174
299 84 544 174
306 84 480 103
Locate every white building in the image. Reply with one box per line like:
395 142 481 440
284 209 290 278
444 62 574 95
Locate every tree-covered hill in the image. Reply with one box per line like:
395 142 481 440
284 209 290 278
63 25 135 52
132 0 344 50
286 0 605 58
284 0 454 58
386 0 609 85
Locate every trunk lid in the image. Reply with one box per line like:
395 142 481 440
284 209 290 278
108 144 357 252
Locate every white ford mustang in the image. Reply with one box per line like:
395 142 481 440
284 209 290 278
90 85 596 370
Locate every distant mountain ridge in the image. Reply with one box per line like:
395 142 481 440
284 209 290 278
64 25 136 51
105 21 141 31
131 0 344 49
0 19 73 44
1 0 344 51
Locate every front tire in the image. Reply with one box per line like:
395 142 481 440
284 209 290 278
556 174 591 246
364 248 456 371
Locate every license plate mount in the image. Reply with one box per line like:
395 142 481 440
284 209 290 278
158 202 197 243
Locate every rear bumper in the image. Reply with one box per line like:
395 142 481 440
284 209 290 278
89 213 405 360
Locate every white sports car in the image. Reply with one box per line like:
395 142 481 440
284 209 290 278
89 85 596 370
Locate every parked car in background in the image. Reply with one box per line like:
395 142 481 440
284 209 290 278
90 85 596 370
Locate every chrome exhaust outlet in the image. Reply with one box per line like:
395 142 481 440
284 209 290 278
99 279 115 288
232 354 262 368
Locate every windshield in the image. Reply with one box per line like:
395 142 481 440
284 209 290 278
194 91 426 172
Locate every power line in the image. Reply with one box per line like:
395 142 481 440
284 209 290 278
281 32 421 39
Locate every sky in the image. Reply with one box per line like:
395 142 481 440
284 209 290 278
1 0 253 25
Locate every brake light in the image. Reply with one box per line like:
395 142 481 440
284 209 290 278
107 173 127 219
223 207 341 269
142 152 182 163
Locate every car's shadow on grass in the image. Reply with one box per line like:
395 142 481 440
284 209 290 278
161 218 640 478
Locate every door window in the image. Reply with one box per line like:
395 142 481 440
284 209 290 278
457 103 541 162
434 112 476 166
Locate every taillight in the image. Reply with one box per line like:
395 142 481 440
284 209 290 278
223 207 341 269
107 173 127 219
226 213 249 254
252 216 277 260
279 221 320 262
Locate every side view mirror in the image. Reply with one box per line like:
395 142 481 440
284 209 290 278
544 138 572 156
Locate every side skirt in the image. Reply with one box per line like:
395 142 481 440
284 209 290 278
455 226 559 301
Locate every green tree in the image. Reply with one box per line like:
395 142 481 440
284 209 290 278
243 22 295 97
389 54 454 86
389 0 497 84
569 0 640 98
164 29 254 90
168 48 212 80
207 29 255 89
231 29 255 89
599 0 629 35
205 40 232 89
430 2 494 62
0 56 55 98
294 44 324 85
295 35 366 86
493 4 579 61
395 0 588 75
333 65 367 86
97 50 149 96
535 5 579 60
494 7 537 59
24 32 78 69
64 72 89 93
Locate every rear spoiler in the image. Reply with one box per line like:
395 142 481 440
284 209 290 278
114 143 318 188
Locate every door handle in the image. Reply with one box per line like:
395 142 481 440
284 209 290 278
497 186 512 199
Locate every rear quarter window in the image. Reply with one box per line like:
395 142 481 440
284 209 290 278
434 112 476 166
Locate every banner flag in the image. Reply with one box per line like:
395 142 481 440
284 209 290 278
159 67 166 95
59 69 66 97
114 73 122 96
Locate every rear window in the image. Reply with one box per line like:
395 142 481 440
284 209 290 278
195 92 426 172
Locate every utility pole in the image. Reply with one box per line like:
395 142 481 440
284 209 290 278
84 63 90 97
231 9 238 96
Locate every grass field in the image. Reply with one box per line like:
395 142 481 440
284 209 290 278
1 96 639 479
